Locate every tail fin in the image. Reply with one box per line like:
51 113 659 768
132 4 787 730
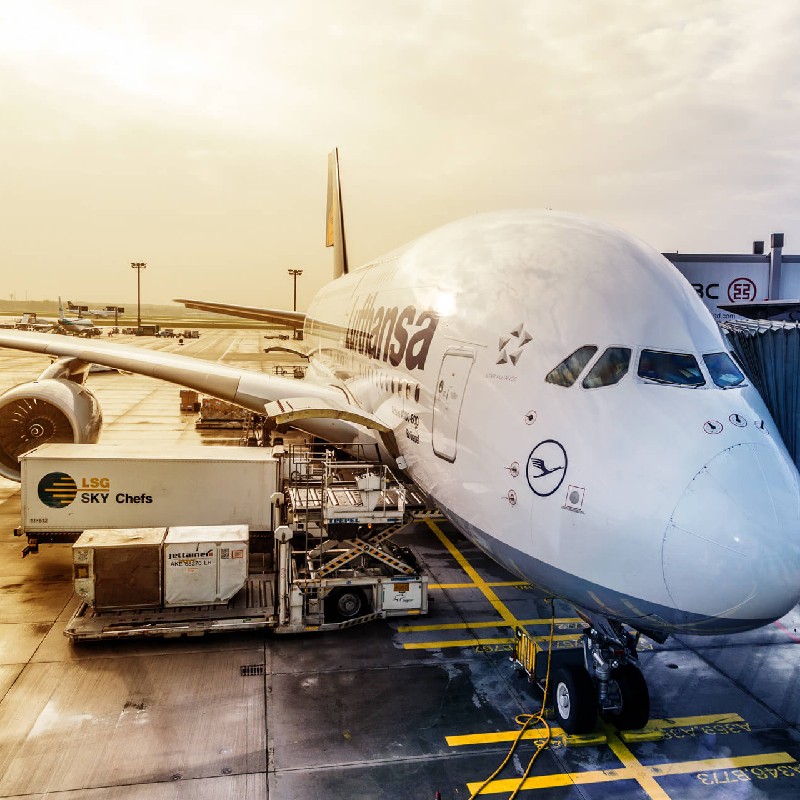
326 148 349 278
58 296 64 318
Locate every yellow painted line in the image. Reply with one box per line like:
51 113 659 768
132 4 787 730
604 728 679 800
648 712 745 729
429 580 535 590
425 519 518 627
467 767 627 794
466 747 795 796
403 636 514 650
648 751 795 777
402 633 580 651
448 713 746 747
619 728 664 743
448 726 564 747
396 617 581 634
398 620 512 633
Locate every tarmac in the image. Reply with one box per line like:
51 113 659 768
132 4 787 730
1 328 800 799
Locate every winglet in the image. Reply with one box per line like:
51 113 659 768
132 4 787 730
326 148 349 277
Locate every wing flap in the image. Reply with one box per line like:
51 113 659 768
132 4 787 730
265 397 391 432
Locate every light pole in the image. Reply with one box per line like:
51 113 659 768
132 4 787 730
287 269 303 312
131 262 146 330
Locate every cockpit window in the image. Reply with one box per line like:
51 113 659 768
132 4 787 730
582 347 631 389
546 345 597 387
638 350 705 386
703 352 745 388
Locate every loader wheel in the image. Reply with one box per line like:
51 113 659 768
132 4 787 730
325 587 369 622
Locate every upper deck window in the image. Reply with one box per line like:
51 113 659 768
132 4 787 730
545 345 597 387
582 347 631 389
703 352 745 388
638 350 705 387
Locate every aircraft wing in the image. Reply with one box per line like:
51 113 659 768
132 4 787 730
173 298 306 327
0 329 348 417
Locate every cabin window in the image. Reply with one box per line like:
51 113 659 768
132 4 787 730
582 347 631 388
545 345 598 387
638 350 705 386
414 385 421 402
703 352 745 388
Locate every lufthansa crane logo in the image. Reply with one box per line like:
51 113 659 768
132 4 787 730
38 472 78 508
526 440 568 497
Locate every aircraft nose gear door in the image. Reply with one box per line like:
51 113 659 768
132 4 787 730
432 347 475 462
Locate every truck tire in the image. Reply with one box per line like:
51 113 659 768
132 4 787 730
325 587 369 622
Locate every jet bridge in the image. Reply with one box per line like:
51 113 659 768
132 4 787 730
722 319 800 470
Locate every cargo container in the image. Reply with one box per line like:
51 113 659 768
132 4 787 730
164 525 249 606
19 444 279 547
73 527 166 610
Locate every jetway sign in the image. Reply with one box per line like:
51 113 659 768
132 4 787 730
671 260 769 322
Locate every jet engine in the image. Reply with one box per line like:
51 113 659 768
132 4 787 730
0 379 102 481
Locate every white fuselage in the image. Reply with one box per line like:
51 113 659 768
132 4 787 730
302 211 800 635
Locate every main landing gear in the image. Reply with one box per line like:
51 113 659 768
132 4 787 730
515 613 662 734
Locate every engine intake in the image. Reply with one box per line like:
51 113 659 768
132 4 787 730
0 379 102 481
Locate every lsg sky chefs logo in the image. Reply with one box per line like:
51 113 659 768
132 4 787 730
38 472 78 508
37 472 153 507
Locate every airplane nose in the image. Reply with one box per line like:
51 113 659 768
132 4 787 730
663 443 800 625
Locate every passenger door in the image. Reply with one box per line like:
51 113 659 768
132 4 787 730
432 347 475 462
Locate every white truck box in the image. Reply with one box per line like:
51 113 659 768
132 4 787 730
73 527 167 610
164 525 249 606
20 444 279 536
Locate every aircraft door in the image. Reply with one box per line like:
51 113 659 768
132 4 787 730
432 347 475 462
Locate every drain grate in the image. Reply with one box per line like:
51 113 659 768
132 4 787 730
240 663 266 677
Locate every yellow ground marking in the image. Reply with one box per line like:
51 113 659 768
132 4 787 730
425 519 518 627
448 713 748 748
429 581 533 590
466 752 795 795
397 617 582 633
649 713 745 729
403 636 515 650
402 633 580 650
467 740 794 796
604 726 677 800
458 715 793 799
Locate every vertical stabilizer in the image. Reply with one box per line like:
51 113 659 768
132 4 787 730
326 148 349 278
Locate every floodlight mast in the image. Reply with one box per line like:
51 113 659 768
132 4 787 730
131 262 146 329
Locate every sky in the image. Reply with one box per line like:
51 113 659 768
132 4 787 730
2 0 800 309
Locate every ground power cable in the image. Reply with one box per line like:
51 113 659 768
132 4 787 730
468 599 557 800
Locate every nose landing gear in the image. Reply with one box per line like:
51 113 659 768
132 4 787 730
514 613 658 735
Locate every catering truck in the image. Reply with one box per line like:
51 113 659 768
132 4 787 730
16 442 429 640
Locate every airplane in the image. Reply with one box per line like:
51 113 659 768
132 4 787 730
66 301 116 319
0 150 799 735
12 313 55 332
55 297 101 336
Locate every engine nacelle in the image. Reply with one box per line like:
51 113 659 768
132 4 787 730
0 379 102 481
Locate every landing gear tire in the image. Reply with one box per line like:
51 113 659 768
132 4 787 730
553 665 597 734
325 587 369 623
602 664 650 730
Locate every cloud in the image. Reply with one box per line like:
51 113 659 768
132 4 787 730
2 0 800 303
